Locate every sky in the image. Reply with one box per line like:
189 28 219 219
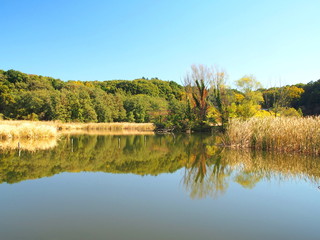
1 0 319 87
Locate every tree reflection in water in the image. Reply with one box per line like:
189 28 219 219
183 136 232 199
0 134 319 199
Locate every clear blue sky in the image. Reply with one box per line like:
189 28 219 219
1 0 319 87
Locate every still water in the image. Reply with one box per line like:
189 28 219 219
0 134 319 240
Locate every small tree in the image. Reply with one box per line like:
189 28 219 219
233 75 264 119
184 64 230 128
209 68 230 128
184 64 212 126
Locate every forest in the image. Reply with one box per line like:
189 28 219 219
0 67 319 131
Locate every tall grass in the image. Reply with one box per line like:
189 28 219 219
61 130 155 136
0 121 155 150
225 117 320 155
0 120 155 138
55 122 155 131
0 123 57 139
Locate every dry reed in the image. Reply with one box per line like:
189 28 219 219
55 122 155 132
0 120 155 150
0 123 57 139
225 117 320 155
0 120 155 134
0 120 155 139
61 129 155 136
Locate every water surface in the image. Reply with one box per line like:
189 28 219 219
0 134 319 240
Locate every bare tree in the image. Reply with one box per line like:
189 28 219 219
184 64 229 127
184 64 213 124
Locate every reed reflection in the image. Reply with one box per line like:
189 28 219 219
0 138 57 151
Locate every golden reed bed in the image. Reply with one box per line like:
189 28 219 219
61 129 154 136
225 117 320 155
0 121 155 140
0 123 57 139
0 120 155 150
0 120 155 132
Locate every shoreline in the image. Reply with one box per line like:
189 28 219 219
0 120 155 139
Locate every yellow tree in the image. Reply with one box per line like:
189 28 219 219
233 75 264 119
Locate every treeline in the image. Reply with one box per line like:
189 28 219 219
259 82 320 116
0 69 184 124
0 68 319 130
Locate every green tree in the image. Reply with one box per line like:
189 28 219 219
297 79 320 115
209 69 231 128
262 85 304 116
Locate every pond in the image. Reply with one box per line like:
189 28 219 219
0 134 319 240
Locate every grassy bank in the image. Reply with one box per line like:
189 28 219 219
61 130 155 136
225 117 320 155
0 123 57 139
54 122 155 131
0 120 155 139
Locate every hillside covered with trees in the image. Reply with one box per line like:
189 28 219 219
0 68 319 131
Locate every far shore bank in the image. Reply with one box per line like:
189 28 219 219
0 120 155 139
1 117 320 156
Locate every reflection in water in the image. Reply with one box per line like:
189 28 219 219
0 138 57 151
60 129 155 136
183 138 232 199
0 134 319 198
223 150 320 184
